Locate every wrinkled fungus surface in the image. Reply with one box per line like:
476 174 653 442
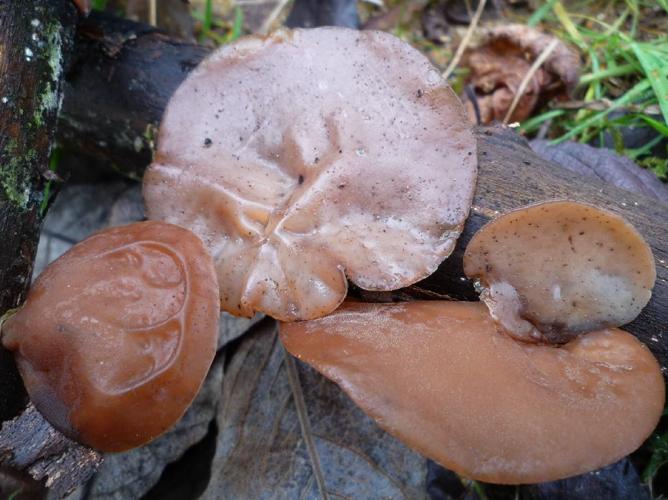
280 301 664 484
2 222 220 452
464 201 656 343
144 27 477 321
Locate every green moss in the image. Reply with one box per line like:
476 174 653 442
143 122 159 158
0 20 65 209
32 21 63 128
1 140 36 208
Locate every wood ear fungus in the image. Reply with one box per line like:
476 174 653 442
1 221 220 452
280 301 665 484
143 27 477 322
463 201 656 343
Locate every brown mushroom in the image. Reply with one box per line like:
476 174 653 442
143 27 477 322
463 201 656 343
280 301 664 484
1 221 219 452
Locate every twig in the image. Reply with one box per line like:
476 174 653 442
148 0 157 26
282 345 329 500
259 0 291 35
442 0 487 80
556 99 660 114
503 38 559 124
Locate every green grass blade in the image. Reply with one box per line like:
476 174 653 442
91 0 107 10
579 63 637 85
552 1 587 49
631 43 668 126
637 114 668 137
520 109 566 134
625 135 664 159
230 6 244 42
199 0 214 43
658 0 668 15
527 0 558 27
552 79 652 144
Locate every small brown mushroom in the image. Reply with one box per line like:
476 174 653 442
143 27 477 322
464 201 656 343
1 221 219 452
280 301 664 484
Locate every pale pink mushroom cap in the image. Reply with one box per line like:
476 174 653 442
143 27 477 321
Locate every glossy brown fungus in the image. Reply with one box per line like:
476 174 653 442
464 201 656 343
143 27 477 322
280 301 664 484
1 221 220 452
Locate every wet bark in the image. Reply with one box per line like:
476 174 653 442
0 1 102 496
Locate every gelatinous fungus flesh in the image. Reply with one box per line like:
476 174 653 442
280 301 664 484
143 27 477 322
1 221 220 452
463 201 656 343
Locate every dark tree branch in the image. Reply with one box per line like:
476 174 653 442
59 13 208 179
0 1 102 496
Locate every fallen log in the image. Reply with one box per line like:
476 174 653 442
57 13 667 364
0 10 664 497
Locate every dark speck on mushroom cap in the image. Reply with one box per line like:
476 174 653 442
463 200 656 343
144 27 477 321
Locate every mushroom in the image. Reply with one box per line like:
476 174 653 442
1 221 219 452
143 27 477 322
280 301 665 484
463 201 656 343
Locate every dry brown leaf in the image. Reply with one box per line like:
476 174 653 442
203 320 427 498
462 24 581 124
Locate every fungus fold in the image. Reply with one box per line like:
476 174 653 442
280 301 664 484
144 27 477 322
464 201 656 343
1 221 220 452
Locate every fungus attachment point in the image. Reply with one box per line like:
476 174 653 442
463 201 656 343
280 301 664 484
1 222 220 452
144 27 477 322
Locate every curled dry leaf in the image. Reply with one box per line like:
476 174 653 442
281 301 664 484
530 139 668 203
462 24 580 123
144 27 477 322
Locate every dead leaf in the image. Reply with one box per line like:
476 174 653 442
203 320 427 498
462 24 581 124
530 139 668 203
427 457 650 500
